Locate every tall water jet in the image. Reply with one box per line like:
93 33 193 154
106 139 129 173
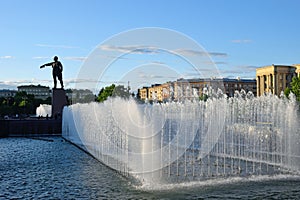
62 91 300 185
36 104 51 117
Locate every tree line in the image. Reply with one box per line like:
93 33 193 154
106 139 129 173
2 78 298 118
0 84 132 117
285 76 300 101
96 84 132 102
0 91 51 117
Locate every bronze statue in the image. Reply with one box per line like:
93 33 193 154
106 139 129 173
40 56 64 89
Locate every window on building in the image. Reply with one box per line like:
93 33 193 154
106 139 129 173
270 75 273 86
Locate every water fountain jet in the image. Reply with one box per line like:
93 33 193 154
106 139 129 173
61 91 300 185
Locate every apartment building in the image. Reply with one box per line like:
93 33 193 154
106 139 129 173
17 85 51 100
256 65 297 96
0 89 17 98
138 78 256 102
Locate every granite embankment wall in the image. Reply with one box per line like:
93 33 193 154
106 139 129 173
0 119 62 137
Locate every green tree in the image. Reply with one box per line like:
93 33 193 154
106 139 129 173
83 93 96 103
284 87 291 98
96 84 130 103
97 84 116 102
285 76 300 101
0 91 52 117
199 94 208 101
0 97 12 116
19 100 27 107
70 89 95 103
112 85 130 99
13 92 35 114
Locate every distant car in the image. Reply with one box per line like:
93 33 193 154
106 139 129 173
4 115 9 120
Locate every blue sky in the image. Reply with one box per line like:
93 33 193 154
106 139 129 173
1 0 300 92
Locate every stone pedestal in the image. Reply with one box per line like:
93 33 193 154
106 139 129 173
52 89 67 118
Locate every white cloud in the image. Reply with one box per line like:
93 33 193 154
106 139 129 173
173 49 227 57
32 56 50 60
0 55 14 59
208 52 228 57
99 45 160 54
195 61 227 65
0 79 49 90
64 78 99 84
149 61 166 65
241 65 258 70
231 39 252 44
137 71 178 80
99 55 130 60
63 56 87 61
99 45 228 58
219 65 258 77
33 56 86 61
215 61 227 65
0 83 18 90
35 44 79 49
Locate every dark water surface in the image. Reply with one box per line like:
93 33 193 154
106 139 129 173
1 137 300 199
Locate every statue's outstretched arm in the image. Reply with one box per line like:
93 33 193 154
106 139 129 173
40 62 54 68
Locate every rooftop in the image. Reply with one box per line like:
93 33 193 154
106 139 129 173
17 84 50 89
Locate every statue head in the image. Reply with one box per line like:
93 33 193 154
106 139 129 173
54 56 58 61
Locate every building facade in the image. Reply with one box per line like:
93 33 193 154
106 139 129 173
65 89 95 104
256 65 297 96
17 85 51 100
223 78 257 97
0 89 17 98
294 64 300 77
138 78 256 102
174 78 210 101
174 78 256 100
137 87 149 101
147 84 164 102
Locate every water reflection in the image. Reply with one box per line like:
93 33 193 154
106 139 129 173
1 137 300 199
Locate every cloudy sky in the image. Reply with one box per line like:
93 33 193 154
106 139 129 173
1 0 299 92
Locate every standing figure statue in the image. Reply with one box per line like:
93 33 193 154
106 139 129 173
40 56 64 89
